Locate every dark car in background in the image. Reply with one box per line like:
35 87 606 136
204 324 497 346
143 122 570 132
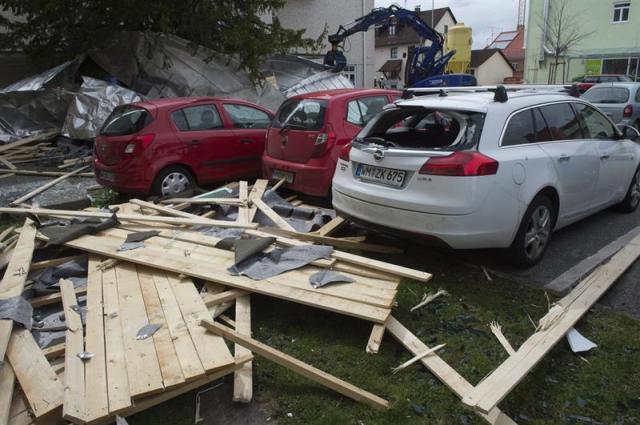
94 97 273 196
262 88 399 197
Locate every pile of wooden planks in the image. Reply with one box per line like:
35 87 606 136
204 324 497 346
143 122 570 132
0 179 435 424
0 130 60 179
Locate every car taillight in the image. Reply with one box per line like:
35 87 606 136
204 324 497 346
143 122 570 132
123 134 155 155
419 151 499 176
312 124 337 157
623 104 633 118
339 143 352 161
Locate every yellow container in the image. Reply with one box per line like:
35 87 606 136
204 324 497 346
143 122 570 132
445 23 472 74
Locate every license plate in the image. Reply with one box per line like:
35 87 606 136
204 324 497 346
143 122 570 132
99 170 115 183
355 164 406 188
271 169 294 184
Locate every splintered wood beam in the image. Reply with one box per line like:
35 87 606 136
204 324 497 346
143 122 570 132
0 130 59 154
386 317 517 425
60 279 86 423
262 228 403 254
200 320 389 409
232 295 253 403
314 216 347 237
366 323 386 354
9 165 90 206
0 207 258 229
462 231 640 414
202 289 249 307
247 179 269 223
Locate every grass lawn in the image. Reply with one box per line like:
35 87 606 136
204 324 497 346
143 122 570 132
129 249 640 425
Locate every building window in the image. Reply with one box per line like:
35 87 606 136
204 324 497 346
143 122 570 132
389 25 396 36
613 2 630 22
341 64 356 85
390 47 398 59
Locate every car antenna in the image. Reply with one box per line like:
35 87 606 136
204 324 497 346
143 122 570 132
491 85 508 103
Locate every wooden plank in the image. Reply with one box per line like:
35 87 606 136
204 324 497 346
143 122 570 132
366 323 386 354
158 198 246 206
0 169 94 178
201 320 389 409
166 274 235 372
0 219 37 424
101 266 132 414
114 263 164 398
0 207 257 229
137 267 186 390
84 256 109 422
386 317 516 425
0 130 59 155
252 198 296 232
0 156 17 171
42 343 65 360
60 279 86 423
202 289 249 307
315 216 346 237
233 295 252 402
90 355 252 425
129 199 232 221
238 181 250 225
0 362 15 425
463 231 640 414
63 231 391 323
29 286 87 308
263 228 403 254
30 254 86 271
9 165 90 206
6 329 63 418
247 179 268 223
151 273 205 381
0 226 16 243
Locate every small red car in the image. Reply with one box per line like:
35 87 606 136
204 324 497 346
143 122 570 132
94 97 274 196
262 89 399 197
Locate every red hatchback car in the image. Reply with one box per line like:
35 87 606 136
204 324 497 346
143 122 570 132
262 89 399 197
94 97 274 196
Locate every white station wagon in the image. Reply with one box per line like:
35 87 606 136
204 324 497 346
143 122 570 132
332 87 640 267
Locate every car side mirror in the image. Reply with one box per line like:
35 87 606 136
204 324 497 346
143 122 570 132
619 124 640 141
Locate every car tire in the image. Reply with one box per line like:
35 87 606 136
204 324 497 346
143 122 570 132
152 165 195 197
615 166 640 213
506 194 555 268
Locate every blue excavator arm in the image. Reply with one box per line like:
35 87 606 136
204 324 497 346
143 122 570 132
323 5 455 86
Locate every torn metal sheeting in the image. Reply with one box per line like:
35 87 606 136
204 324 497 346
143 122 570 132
566 328 598 353
118 241 145 252
39 217 119 246
228 244 333 280
309 270 355 289
0 295 34 329
125 230 160 243
136 323 162 340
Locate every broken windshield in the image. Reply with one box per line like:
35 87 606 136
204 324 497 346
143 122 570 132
356 106 485 150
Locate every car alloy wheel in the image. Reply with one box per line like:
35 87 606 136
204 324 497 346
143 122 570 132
630 168 640 209
160 172 190 196
523 205 551 261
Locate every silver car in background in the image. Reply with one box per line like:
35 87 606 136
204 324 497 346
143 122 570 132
582 83 640 131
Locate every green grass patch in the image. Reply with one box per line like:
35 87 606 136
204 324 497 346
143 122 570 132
127 252 640 425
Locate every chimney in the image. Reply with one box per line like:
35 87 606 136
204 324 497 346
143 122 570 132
415 5 421 12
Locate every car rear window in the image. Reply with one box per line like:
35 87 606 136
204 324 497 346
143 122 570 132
272 99 327 131
356 106 485 150
582 87 630 104
100 105 152 136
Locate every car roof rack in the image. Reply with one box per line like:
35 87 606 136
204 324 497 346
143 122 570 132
401 84 579 101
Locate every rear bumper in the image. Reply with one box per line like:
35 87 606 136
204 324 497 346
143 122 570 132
93 157 150 195
332 188 517 249
262 155 334 197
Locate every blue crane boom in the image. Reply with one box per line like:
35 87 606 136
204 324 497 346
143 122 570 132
323 5 473 87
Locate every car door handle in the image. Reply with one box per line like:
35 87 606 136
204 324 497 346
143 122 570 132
240 139 253 144
558 155 571 163
187 139 201 146
600 154 610 160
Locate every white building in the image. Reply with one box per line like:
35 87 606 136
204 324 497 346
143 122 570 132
264 0 375 88
374 7 457 88
470 49 514 85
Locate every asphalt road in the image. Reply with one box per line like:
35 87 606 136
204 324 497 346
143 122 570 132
448 206 640 319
